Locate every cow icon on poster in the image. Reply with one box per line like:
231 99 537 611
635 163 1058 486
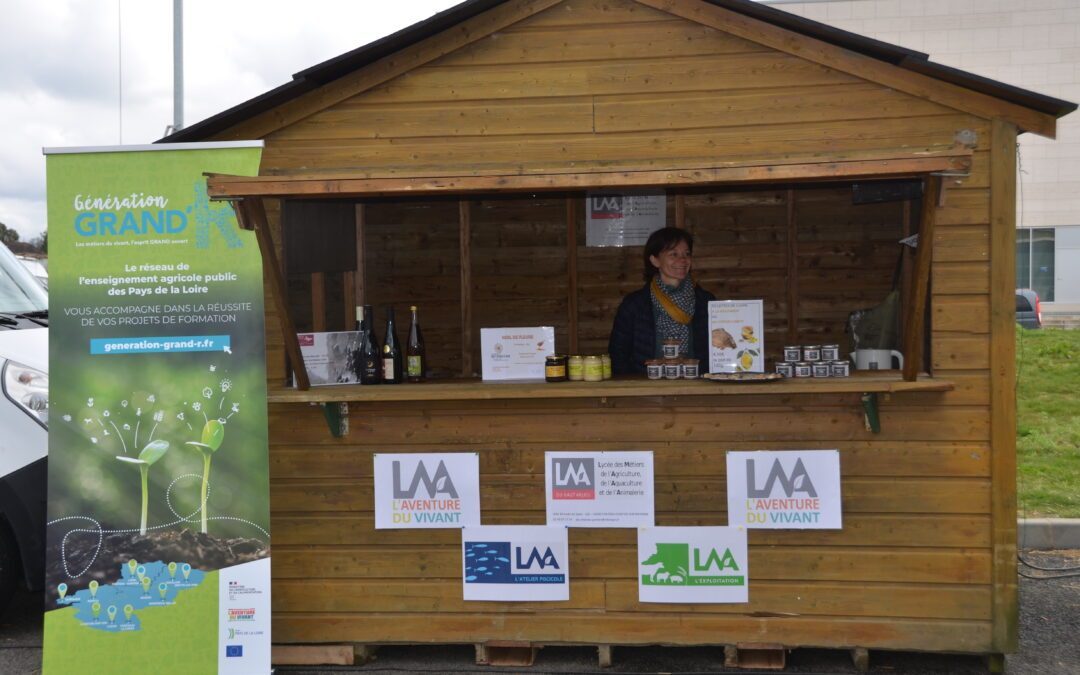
462 526 569 601
373 453 480 529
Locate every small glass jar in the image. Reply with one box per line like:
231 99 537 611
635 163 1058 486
601 354 612 380
794 362 812 378
682 359 700 379
545 355 567 382
662 339 681 359
830 360 850 378
821 344 840 361
803 345 822 362
663 360 682 379
812 362 831 378
776 362 795 378
567 355 584 381
584 355 604 382
783 346 802 362
646 360 663 380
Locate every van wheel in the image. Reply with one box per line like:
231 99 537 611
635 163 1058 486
0 522 21 616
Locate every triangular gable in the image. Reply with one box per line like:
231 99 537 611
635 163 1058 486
164 0 1065 144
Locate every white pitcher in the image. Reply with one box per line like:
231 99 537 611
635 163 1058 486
850 349 904 371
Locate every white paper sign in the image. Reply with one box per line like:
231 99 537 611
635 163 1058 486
726 450 842 529
298 331 360 385
637 527 749 604
585 192 666 247
480 326 555 381
462 526 570 601
373 453 480 529
545 451 655 527
707 300 764 374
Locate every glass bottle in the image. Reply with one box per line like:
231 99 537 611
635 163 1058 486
359 304 381 385
406 305 425 382
382 307 403 384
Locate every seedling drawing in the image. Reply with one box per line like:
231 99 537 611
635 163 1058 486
117 439 170 536
186 420 223 535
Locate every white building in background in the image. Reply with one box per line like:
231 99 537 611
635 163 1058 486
763 0 1080 319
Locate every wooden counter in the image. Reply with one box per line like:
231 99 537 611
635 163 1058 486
268 372 953 403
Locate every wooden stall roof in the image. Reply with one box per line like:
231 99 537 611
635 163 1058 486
159 0 1075 145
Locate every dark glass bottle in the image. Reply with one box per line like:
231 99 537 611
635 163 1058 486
406 305 425 382
359 305 382 385
382 307 403 384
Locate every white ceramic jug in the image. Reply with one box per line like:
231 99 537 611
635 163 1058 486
850 349 904 370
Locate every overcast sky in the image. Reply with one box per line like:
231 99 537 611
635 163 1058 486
0 0 463 241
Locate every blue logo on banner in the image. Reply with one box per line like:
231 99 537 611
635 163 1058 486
464 542 564 584
226 645 243 658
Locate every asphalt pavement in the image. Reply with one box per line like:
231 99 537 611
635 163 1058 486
2 551 1077 675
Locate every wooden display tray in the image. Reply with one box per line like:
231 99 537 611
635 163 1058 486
267 371 953 404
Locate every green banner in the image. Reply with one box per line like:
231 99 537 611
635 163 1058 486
43 143 270 675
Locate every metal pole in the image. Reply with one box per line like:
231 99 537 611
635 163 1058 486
173 0 184 132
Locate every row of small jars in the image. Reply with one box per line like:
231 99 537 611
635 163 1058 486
546 354 612 382
777 360 850 378
783 344 840 363
646 358 700 380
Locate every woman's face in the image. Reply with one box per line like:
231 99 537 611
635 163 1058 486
650 241 692 286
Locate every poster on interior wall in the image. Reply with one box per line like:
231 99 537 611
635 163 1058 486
373 453 481 529
43 142 271 675
637 526 749 604
462 526 570 601
545 451 654 527
726 450 842 529
585 192 666 247
707 299 764 374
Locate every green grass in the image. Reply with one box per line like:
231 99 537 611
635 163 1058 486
1016 326 1080 517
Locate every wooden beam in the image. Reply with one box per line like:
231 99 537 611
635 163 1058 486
311 272 326 332
901 175 941 381
343 271 355 330
786 189 799 345
214 0 564 141
899 200 913 341
989 119 1019 654
459 200 474 378
207 152 974 200
674 194 686 229
237 197 311 390
354 203 367 306
636 0 1057 138
566 198 579 354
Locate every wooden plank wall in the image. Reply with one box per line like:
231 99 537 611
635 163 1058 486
235 0 1006 654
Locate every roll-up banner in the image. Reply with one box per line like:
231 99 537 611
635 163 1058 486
42 143 270 675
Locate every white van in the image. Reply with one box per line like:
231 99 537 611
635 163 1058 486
0 244 48 613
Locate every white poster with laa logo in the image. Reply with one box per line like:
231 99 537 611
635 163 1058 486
726 450 842 529
544 451 654 527
373 453 480 529
462 526 569 602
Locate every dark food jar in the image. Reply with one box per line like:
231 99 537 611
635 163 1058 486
545 355 568 382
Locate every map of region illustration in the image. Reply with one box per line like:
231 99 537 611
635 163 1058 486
57 560 206 632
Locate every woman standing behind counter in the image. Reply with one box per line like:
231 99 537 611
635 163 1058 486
609 227 716 375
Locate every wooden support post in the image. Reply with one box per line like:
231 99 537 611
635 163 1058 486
459 200 473 378
674 193 686 229
354 203 366 307
899 200 913 341
786 188 799 344
901 175 941 381
343 271 355 329
989 119 1020 655
566 198 579 354
236 197 310 390
598 645 614 668
851 647 869 672
311 272 326 332
476 641 536 667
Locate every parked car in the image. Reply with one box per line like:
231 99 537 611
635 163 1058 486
0 243 47 613
1016 288 1042 329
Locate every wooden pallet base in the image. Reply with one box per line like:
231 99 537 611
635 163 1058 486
271 644 354 666
476 641 538 666
724 643 787 670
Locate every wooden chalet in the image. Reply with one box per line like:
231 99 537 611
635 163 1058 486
163 0 1075 667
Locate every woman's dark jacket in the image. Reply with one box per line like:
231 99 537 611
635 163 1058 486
608 282 716 375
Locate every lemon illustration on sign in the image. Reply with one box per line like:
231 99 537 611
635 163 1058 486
740 352 753 370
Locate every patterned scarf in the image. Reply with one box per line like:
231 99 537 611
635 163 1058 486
650 275 696 357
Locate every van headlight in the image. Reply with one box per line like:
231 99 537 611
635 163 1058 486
3 361 48 429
